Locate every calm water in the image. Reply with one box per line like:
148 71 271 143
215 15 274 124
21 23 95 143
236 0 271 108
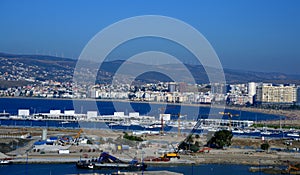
0 97 282 121
0 163 272 175
0 98 294 139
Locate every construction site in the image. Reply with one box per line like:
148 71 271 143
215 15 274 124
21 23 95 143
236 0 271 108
0 109 300 174
0 125 299 171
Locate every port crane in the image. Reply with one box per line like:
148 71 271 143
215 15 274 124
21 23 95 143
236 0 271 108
58 128 84 145
160 114 204 159
172 112 238 153
159 112 239 159
73 128 84 143
158 106 177 135
170 113 187 137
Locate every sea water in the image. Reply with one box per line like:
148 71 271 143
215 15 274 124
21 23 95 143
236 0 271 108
0 163 271 175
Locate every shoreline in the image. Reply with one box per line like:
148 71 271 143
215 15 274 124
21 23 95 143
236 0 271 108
1 96 299 120
1 123 299 170
9 152 298 167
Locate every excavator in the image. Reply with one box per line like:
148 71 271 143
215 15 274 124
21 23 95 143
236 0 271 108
160 112 238 159
160 144 180 159
160 112 239 159
160 115 204 159
59 128 84 146
73 128 83 143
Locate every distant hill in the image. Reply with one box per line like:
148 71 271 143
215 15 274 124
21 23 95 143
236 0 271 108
0 52 76 84
0 52 299 87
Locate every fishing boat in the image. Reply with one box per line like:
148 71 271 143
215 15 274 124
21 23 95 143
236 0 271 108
144 122 163 129
261 130 272 135
0 159 12 165
232 129 244 134
76 152 147 171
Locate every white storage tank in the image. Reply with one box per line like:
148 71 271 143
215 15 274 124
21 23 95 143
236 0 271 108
114 112 124 117
50 110 61 115
159 114 171 121
64 110 75 115
129 112 139 117
87 111 97 119
18 109 30 116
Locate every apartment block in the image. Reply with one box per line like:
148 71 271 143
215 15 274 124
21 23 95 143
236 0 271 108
255 83 296 104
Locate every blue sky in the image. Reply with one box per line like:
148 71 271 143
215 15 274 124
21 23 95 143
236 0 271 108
0 0 300 74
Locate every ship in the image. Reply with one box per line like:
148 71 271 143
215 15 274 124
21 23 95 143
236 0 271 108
76 152 147 171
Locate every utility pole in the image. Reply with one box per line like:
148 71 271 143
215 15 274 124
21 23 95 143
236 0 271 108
178 117 181 137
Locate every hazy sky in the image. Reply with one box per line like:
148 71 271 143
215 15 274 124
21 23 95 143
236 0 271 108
0 0 300 74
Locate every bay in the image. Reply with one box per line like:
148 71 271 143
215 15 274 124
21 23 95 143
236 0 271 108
0 97 281 121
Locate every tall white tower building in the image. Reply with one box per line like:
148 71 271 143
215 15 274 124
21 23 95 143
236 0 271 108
248 82 257 104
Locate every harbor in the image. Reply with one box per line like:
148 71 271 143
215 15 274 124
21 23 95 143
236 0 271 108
1 126 300 163
0 98 300 175
0 108 299 140
0 125 300 175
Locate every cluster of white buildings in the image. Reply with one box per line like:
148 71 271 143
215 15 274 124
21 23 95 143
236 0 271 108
88 82 220 104
88 82 300 106
1 78 300 107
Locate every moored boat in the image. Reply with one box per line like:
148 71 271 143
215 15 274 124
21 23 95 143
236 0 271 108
287 133 300 137
76 152 147 171
0 159 12 165
261 130 272 135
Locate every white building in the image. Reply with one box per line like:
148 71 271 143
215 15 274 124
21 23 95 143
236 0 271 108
248 82 257 104
297 86 300 105
256 83 296 104
18 109 30 116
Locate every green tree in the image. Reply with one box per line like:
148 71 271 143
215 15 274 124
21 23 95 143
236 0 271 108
178 134 196 151
207 130 233 149
123 132 143 142
261 143 270 150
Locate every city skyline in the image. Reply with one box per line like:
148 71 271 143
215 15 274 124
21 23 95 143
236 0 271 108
0 0 300 74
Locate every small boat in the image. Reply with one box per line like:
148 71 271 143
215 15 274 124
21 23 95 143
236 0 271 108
287 133 300 137
60 121 71 124
120 122 131 127
207 127 219 132
0 159 12 165
261 131 272 135
251 129 261 133
76 152 147 171
108 122 119 127
145 123 165 129
232 129 244 134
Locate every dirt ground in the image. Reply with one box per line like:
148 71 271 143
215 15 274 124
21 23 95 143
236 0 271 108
232 137 300 149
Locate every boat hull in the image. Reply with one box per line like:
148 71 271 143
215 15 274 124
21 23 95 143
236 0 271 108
76 161 147 171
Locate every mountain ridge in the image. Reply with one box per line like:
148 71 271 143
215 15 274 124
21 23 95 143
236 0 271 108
0 52 299 86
